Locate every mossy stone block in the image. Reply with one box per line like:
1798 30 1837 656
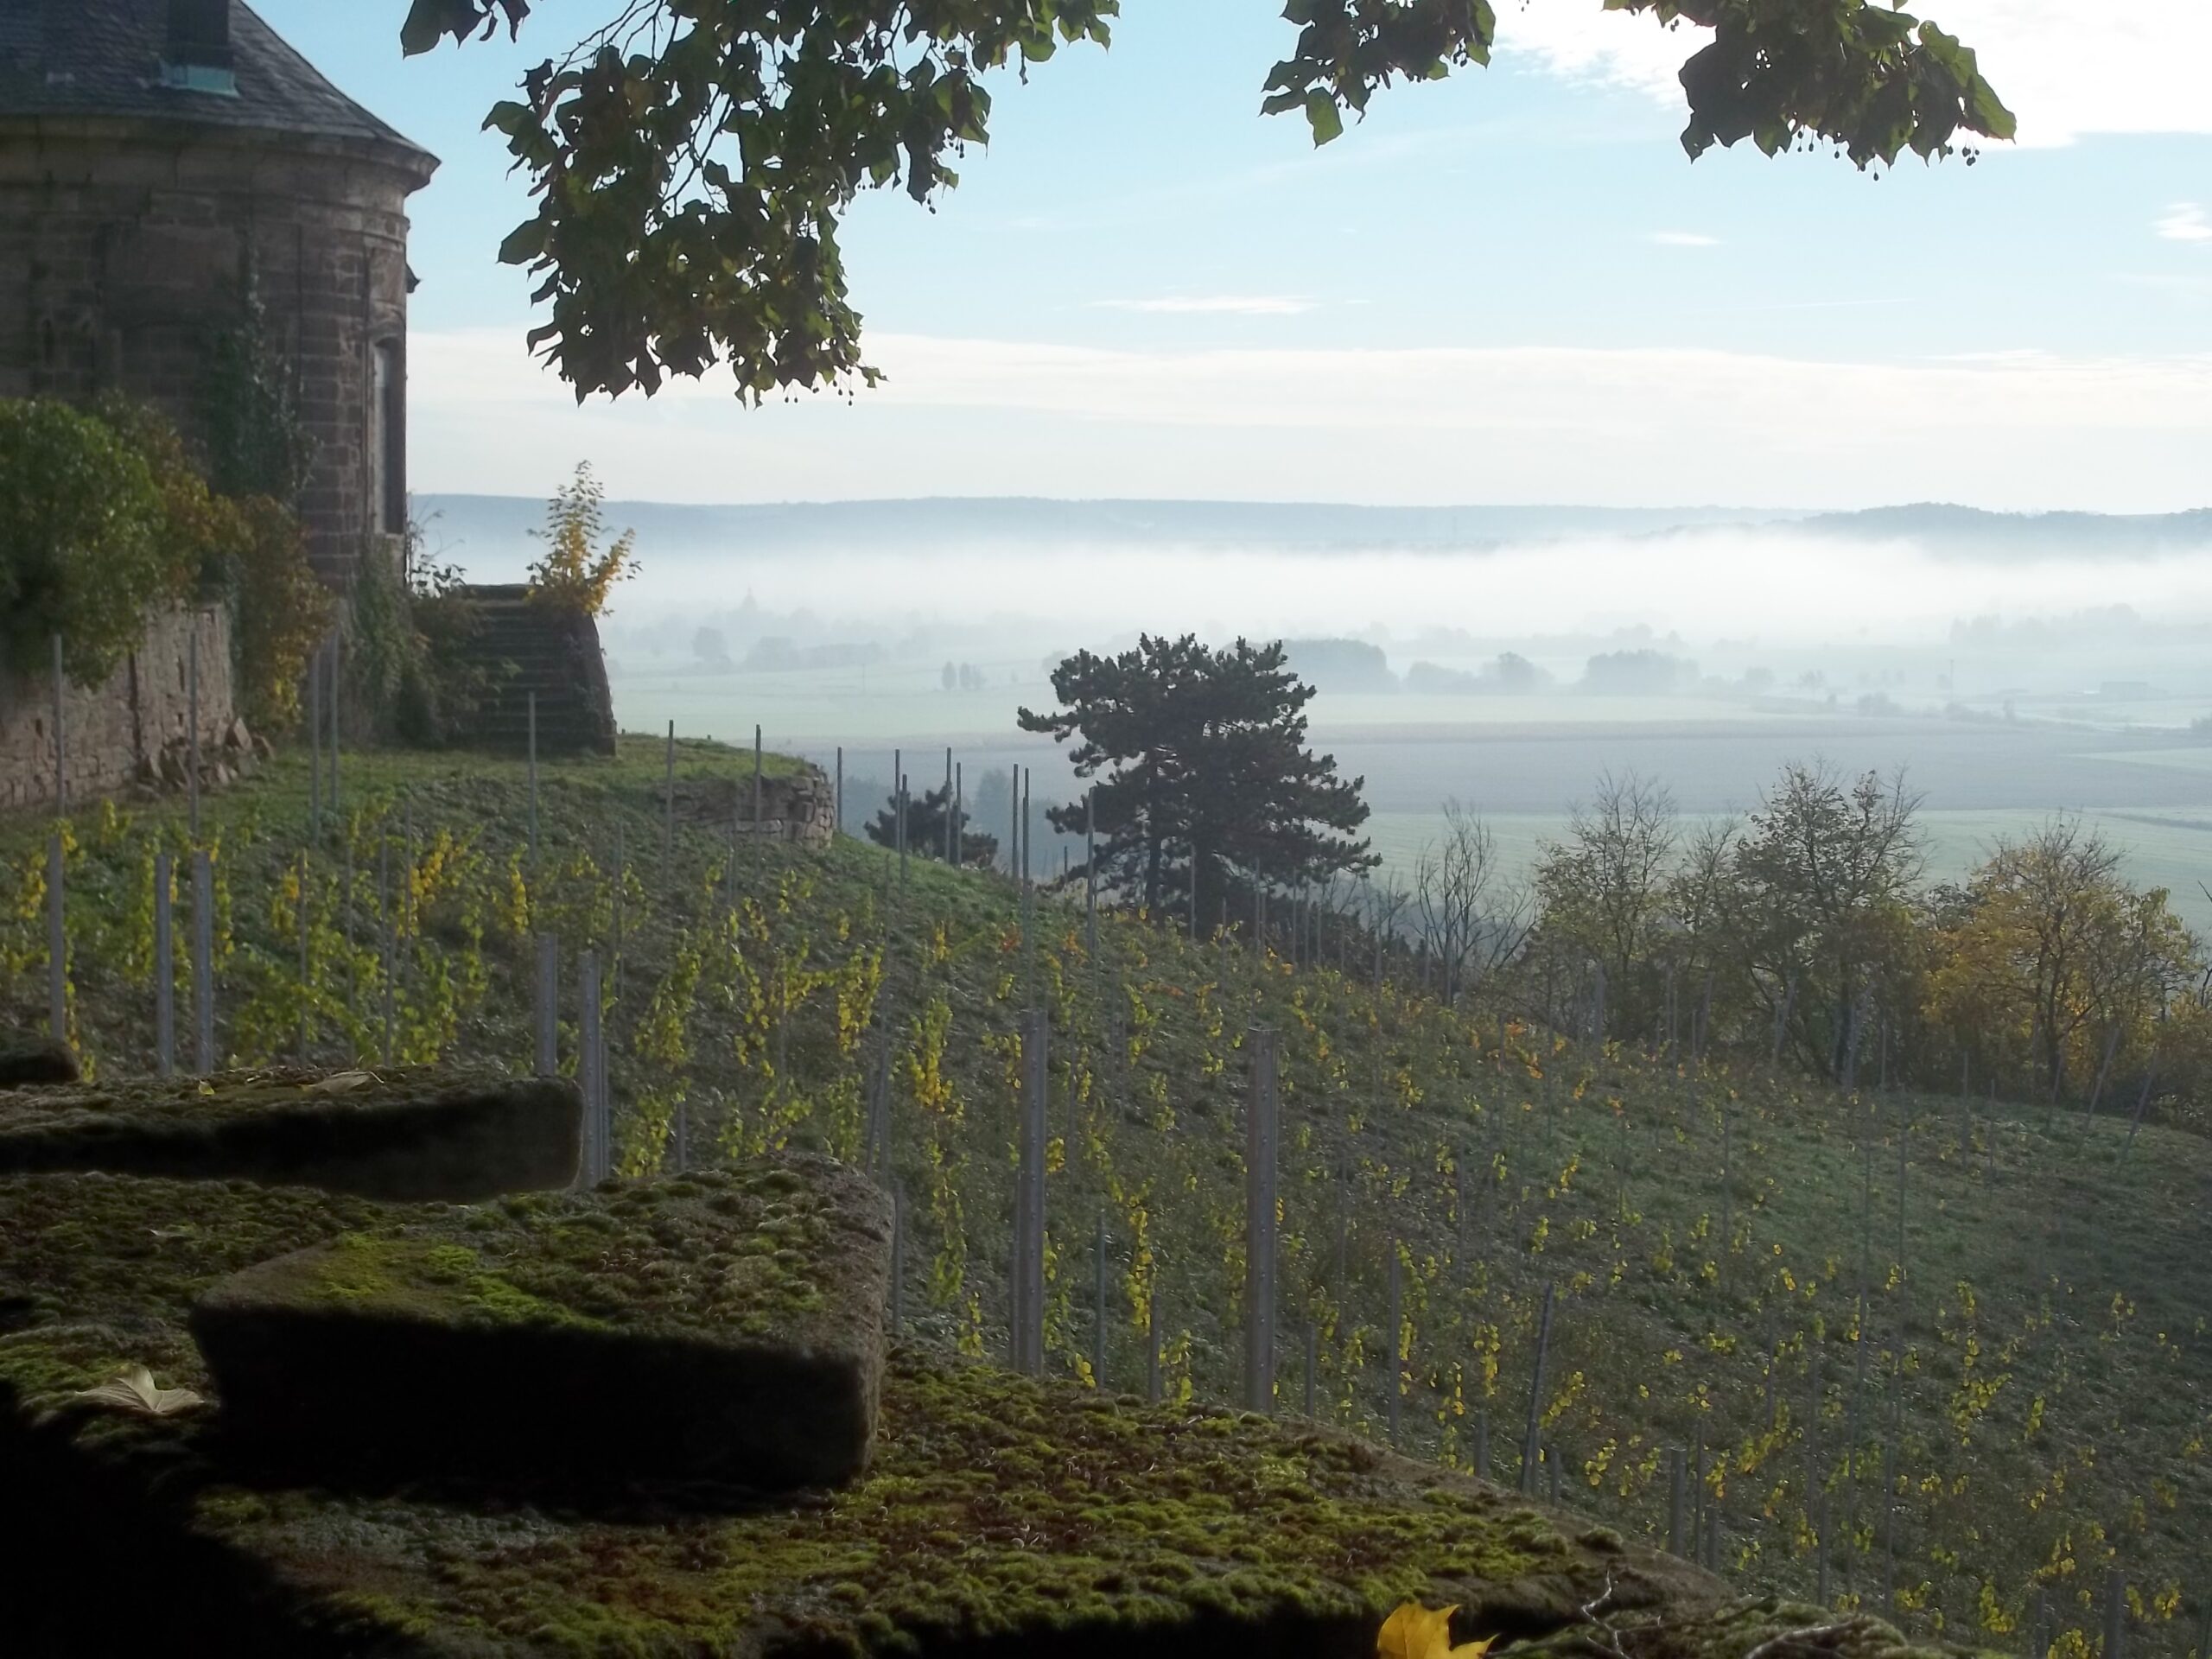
1 1170 1805 1659
190 1154 892 1493
0 1065 579 1200
0 1170 390 1351
0 1033 79 1089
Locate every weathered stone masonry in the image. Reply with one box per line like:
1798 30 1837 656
0 1 439 585
0 605 237 812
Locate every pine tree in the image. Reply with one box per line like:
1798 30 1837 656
865 784 997 868
1019 634 1375 922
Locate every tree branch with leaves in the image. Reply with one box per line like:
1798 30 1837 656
397 0 2012 403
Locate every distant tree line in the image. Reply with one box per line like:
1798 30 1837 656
1513 764 2209 1112
978 630 2209 1113
691 627 882 674
1405 652 1550 696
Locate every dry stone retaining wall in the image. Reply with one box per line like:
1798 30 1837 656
758 770 837 849
677 769 837 849
0 604 236 813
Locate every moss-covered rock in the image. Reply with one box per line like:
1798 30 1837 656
0 1166 1940 1659
0 1168 391 1363
0 1065 578 1200
0 1033 78 1089
191 1155 891 1493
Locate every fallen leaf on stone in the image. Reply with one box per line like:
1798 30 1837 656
1378 1603 1495 1659
305 1071 373 1094
73 1365 205 1417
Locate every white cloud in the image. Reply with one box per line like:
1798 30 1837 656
1649 231 1720 247
2157 203 2212 244
1495 0 2212 146
1090 296 1318 316
408 327 2212 512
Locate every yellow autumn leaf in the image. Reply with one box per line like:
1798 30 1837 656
73 1364 205 1417
1377 1602 1496 1659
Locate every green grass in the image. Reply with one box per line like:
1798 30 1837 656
3 740 2209 1656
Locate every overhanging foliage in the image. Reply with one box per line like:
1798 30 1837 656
397 0 2013 403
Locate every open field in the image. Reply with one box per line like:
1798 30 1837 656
610 660 2212 934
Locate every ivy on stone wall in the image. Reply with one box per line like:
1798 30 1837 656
346 518 494 747
193 285 334 734
200 282 316 507
0 387 330 734
227 500 334 733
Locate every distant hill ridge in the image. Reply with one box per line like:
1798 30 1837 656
1795 501 2212 554
415 493 2212 565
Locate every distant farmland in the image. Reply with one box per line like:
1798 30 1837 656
610 663 2212 931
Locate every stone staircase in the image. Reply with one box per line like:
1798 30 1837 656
451 583 616 757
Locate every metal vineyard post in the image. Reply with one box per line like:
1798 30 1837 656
664 721 676 861
327 628 342 818
580 949 606 1185
1245 1027 1280 1414
46 834 64 1045
1385 1236 1402 1447
526 690 539 868
309 639 323 837
191 849 214 1072
153 851 175 1077
1520 1281 1554 1495
1012 1008 1047 1376
187 627 200 842
51 632 65 810
535 935 559 1076
1092 1211 1108 1389
296 850 311 1065
1668 1446 1686 1554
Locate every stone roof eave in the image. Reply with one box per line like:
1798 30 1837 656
0 111 441 194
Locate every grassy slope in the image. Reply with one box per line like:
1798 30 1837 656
2 737 2208 1656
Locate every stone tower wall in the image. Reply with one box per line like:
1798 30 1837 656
0 124 424 584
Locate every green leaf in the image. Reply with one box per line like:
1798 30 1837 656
497 217 550 265
1304 90 1344 146
399 0 458 56
483 99 535 138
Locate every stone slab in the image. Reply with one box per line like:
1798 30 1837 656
0 1165 1770 1659
190 1154 892 1493
0 1065 578 1200
0 1034 79 1089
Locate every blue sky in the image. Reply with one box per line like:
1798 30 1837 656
258 3 2212 510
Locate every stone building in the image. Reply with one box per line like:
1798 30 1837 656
0 0 438 584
